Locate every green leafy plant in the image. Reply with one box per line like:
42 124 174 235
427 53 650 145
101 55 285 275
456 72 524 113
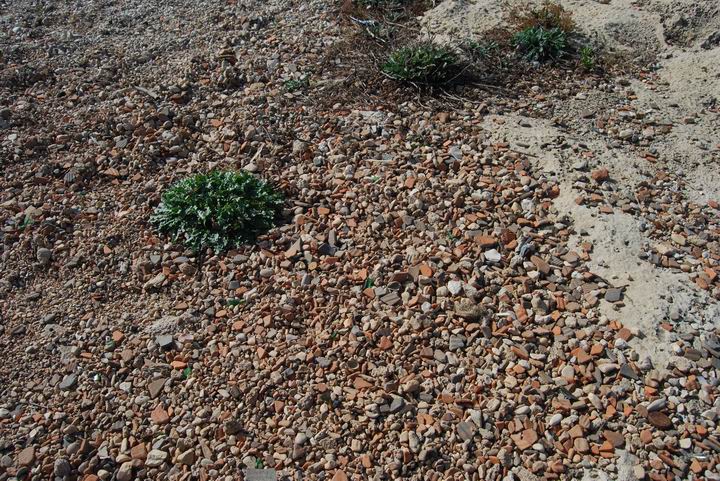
513 26 568 62
580 45 595 70
462 39 500 61
382 43 459 84
283 76 309 92
151 170 283 253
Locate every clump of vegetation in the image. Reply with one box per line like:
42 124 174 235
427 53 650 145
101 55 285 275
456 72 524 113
283 76 309 92
508 0 575 34
461 38 500 61
355 0 407 7
580 45 596 70
151 170 283 253
382 43 459 84
513 26 568 62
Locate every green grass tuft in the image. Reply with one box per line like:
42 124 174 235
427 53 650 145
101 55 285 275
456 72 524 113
513 26 568 62
382 43 458 84
151 170 283 253
580 45 595 70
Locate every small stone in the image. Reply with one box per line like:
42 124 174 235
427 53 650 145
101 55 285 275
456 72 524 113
511 429 538 450
447 280 463 296
151 404 170 424
156 334 173 349
548 413 563 427
17 446 35 466
647 398 667 412
619 364 638 380
54 458 72 477
605 288 623 302
591 168 610 182
603 430 625 448
147 378 166 399
59 373 78 391
647 411 673 429
484 249 502 264
618 129 634 140
224 420 243 435
573 437 590 453
37 248 52 265
294 433 308 446
244 469 277 481
117 461 133 481
332 470 349 481
457 421 475 441
130 444 147 460
176 449 195 465
144 449 168 468
454 301 487 321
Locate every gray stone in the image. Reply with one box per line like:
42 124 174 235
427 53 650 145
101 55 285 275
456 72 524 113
117 461 133 481
457 421 475 442
156 334 173 349
389 395 405 413
176 449 195 465
147 378 166 399
37 248 52 265
59 373 78 391
484 249 502 264
647 398 667 412
449 335 466 351
447 280 463 296
53 458 71 477
145 449 167 467
605 288 623 302
619 364 638 380
244 469 277 481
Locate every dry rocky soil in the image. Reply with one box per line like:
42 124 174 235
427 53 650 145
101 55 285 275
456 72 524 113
1 0 720 480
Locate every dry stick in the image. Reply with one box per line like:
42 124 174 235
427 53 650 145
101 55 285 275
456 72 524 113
508 148 539 158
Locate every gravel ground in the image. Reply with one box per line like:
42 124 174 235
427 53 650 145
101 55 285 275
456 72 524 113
1 1 720 481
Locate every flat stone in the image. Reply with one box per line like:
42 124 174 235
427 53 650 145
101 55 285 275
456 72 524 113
448 335 466 351
457 421 475 442
59 373 78 391
591 168 609 182
177 449 195 465
156 334 174 348
603 430 625 448
244 469 277 481
54 458 72 477
605 288 623 302
144 449 168 468
484 249 502 264
17 446 35 466
447 280 463 296
511 429 538 450
619 364 638 380
147 378 166 399
117 461 133 481
454 301 487 321
647 398 667 412
530 255 551 274
647 411 673 430
130 444 147 460
151 404 170 424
